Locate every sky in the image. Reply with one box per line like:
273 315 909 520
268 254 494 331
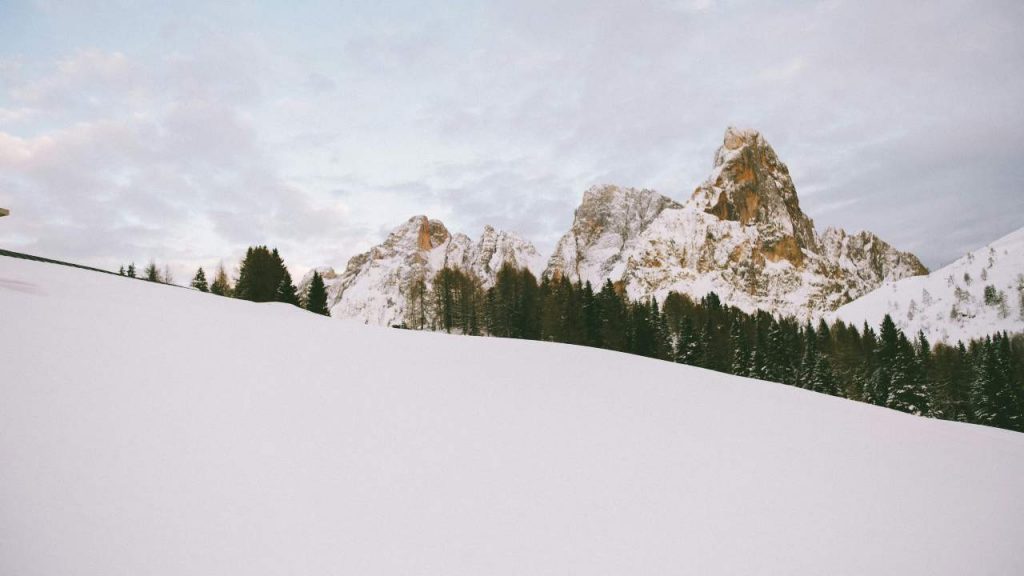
1 0 1022 281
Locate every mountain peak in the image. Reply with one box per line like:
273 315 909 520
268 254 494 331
545 184 682 284
721 126 764 152
393 215 450 251
695 127 818 254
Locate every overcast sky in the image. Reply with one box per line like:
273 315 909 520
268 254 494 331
1 0 1022 280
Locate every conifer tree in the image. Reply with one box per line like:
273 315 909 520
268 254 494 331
209 263 232 297
764 320 788 383
972 334 1022 431
578 282 597 347
812 355 838 396
729 320 750 377
674 316 698 366
887 333 929 415
797 322 817 389
144 261 161 282
118 265 125 276
191 268 209 292
126 262 136 278
304 271 331 316
235 246 298 306
432 268 458 332
406 277 430 329
276 273 300 306
596 280 628 351
867 315 900 406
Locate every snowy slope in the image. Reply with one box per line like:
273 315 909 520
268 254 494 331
831 227 1024 343
2 255 1023 576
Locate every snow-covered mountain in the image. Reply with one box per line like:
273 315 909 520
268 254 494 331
544 184 682 285
308 216 543 326
307 127 925 324
546 127 927 318
830 227 1024 343
3 254 1024 575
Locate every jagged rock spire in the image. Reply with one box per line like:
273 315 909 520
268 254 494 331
694 127 818 260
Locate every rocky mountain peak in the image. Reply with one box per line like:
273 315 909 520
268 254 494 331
395 215 450 252
320 216 542 325
545 184 682 284
694 126 818 259
719 126 765 156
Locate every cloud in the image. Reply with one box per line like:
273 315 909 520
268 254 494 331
0 46 358 281
1 0 1023 276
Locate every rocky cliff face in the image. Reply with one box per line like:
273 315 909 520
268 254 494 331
544 127 927 318
692 127 818 257
314 216 543 325
545 184 682 286
467 225 546 288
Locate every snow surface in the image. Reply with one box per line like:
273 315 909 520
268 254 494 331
831 227 1024 343
2 255 1024 575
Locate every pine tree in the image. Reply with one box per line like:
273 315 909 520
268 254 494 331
235 246 297 305
304 271 330 316
118 265 125 276
596 280 628 351
275 273 300 306
764 319 788 384
144 261 161 282
887 333 929 415
971 334 1022 431
812 355 839 396
797 323 817 389
191 268 209 292
578 281 596 346
867 314 900 406
126 262 136 278
749 346 768 381
729 319 750 377
432 268 458 333
674 316 698 365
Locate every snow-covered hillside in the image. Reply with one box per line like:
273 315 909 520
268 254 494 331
2 255 1023 575
831 227 1024 343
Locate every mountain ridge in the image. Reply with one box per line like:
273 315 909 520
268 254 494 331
313 127 931 324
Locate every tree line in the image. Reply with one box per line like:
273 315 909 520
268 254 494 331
118 250 1022 433
406 263 1024 432
119 245 330 316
